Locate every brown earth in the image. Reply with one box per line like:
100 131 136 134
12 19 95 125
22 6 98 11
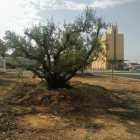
0 72 140 140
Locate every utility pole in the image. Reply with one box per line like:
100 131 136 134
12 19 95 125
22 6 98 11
112 67 113 79
110 61 115 79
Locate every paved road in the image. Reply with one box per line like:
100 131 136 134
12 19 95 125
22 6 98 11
89 71 140 80
6 69 140 80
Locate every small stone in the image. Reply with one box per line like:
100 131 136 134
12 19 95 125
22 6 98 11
12 98 15 102
2 132 6 135
83 125 87 129
0 113 2 117
18 129 24 134
3 127 8 131
30 128 35 132
31 105 35 109
30 105 36 113
69 107 74 111
8 133 13 136
75 118 78 121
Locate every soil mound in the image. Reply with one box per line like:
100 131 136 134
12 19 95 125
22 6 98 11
4 80 117 117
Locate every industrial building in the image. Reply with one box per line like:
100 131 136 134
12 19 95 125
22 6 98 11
92 25 124 70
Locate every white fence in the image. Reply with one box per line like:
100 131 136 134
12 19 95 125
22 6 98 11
0 57 6 72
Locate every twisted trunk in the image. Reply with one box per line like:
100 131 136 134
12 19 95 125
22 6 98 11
45 74 67 89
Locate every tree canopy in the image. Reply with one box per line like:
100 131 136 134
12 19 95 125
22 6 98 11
0 39 8 58
4 7 109 89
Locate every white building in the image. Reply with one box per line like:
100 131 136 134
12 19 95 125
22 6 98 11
92 26 124 70
0 56 6 72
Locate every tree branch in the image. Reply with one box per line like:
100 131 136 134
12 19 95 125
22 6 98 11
43 33 51 68
85 27 101 60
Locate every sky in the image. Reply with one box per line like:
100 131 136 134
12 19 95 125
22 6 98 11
0 0 139 63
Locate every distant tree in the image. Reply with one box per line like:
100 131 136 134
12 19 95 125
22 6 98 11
4 7 109 89
0 39 7 58
11 50 25 57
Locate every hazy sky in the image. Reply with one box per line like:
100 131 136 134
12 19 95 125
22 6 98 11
0 0 139 63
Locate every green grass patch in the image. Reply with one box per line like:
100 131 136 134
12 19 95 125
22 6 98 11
124 73 140 75
83 134 90 140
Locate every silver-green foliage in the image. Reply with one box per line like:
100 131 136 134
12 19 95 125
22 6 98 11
4 7 109 89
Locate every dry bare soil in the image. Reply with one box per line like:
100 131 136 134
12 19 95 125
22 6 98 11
0 72 140 140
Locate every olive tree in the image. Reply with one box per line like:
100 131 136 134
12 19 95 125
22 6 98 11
4 7 108 89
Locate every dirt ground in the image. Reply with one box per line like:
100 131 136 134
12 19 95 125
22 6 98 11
0 72 140 140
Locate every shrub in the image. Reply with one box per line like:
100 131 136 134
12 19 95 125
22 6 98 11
6 62 16 69
83 134 90 140
36 86 47 90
